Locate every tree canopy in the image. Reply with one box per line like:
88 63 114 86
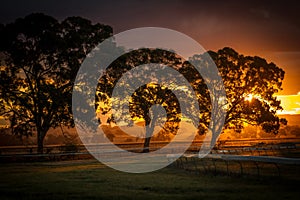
208 48 286 133
0 13 286 153
96 47 286 151
0 13 113 153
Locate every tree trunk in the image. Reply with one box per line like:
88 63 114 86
143 136 151 153
142 114 157 153
143 107 159 153
37 131 46 154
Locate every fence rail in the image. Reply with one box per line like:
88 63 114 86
169 153 300 178
1 138 300 178
1 137 300 155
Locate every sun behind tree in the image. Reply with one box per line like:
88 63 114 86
96 47 287 151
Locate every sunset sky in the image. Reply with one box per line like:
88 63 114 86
1 0 299 114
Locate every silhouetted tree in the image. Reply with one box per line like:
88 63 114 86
129 83 181 152
96 47 286 151
180 47 287 134
97 49 188 152
208 48 287 133
0 13 112 153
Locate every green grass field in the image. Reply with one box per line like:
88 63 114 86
0 159 299 200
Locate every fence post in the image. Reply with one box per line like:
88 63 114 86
238 160 243 176
274 163 281 177
192 157 198 172
254 161 260 177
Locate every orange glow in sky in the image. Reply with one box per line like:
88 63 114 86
277 93 300 115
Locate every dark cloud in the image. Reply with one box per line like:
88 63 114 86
0 0 299 94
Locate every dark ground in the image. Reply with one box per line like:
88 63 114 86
0 159 299 200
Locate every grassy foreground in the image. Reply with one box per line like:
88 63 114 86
0 159 299 200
